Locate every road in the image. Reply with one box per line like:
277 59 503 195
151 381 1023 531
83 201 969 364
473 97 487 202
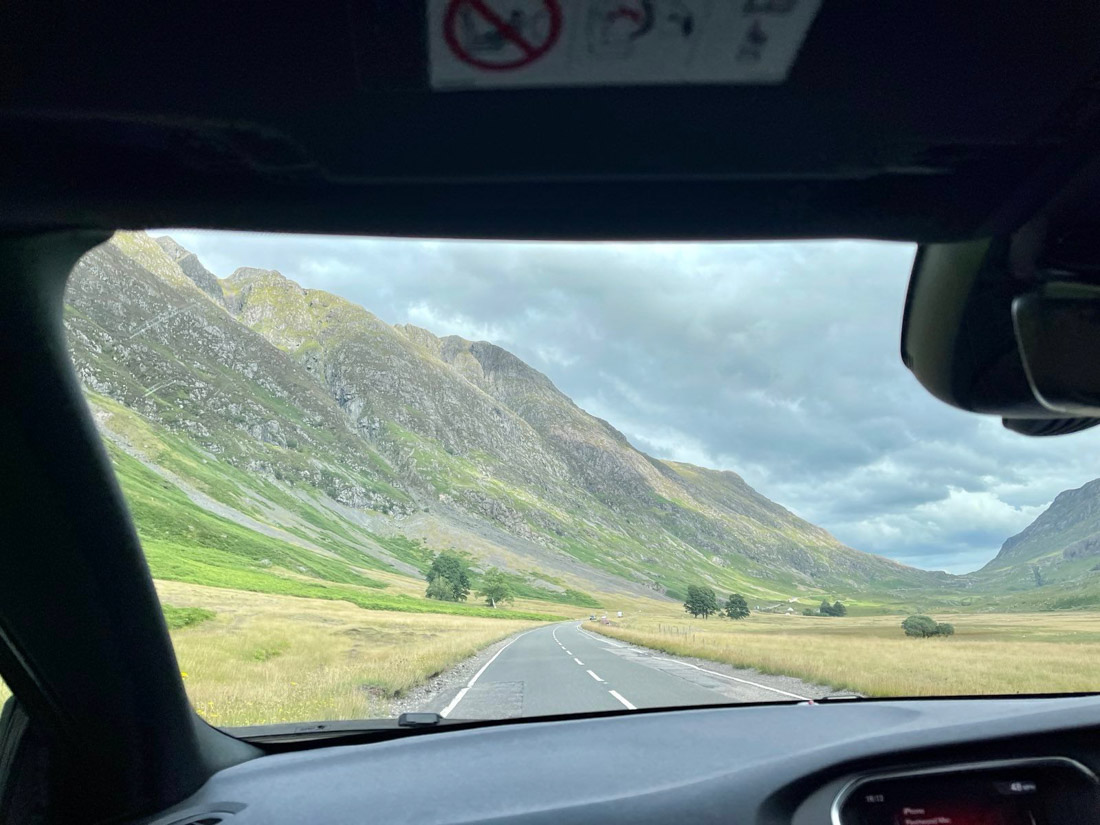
433 622 814 720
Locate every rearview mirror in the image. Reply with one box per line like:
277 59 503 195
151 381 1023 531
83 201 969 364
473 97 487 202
1013 282 1100 417
902 238 1100 436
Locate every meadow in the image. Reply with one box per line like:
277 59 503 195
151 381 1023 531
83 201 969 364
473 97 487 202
589 606 1100 697
155 580 544 727
8 589 1100 726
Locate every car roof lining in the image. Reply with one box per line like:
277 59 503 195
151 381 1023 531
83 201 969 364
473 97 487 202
3 1 1100 240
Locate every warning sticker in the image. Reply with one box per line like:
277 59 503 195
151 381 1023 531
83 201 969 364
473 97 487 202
428 0 822 89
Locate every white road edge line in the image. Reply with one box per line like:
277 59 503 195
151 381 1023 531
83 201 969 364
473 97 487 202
440 627 539 718
648 655 809 700
609 689 636 710
573 657 584 665
576 622 808 701
577 625 625 647
586 669 605 682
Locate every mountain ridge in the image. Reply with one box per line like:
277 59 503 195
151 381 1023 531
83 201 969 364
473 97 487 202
64 232 953 614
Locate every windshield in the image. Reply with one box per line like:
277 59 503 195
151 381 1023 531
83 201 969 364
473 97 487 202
64 231 1100 729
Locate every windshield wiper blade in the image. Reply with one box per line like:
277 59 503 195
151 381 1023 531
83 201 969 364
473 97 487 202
225 714 471 742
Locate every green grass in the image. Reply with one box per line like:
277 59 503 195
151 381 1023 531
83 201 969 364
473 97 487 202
108 444 387 587
106 441 558 621
490 571 602 608
162 604 216 630
144 538 558 620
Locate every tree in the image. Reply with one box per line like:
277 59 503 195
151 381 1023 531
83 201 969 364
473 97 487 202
831 600 847 617
802 608 815 616
684 585 719 618
819 598 836 616
935 622 955 637
476 567 514 608
902 615 940 637
725 593 750 620
425 577 453 601
425 550 471 602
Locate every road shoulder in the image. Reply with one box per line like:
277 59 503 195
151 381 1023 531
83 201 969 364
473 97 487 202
576 623 857 701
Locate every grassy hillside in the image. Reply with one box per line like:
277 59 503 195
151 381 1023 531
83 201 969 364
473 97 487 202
61 231 964 624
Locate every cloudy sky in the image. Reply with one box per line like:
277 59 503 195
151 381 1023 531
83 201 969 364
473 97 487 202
167 231 1100 574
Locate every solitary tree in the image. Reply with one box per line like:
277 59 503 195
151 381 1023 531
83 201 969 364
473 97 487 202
476 567 514 608
831 600 848 617
684 585 719 618
725 593 750 620
425 550 471 602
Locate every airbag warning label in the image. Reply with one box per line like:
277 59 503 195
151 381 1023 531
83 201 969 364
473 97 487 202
428 0 822 89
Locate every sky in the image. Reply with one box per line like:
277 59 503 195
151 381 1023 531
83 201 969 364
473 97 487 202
166 231 1100 574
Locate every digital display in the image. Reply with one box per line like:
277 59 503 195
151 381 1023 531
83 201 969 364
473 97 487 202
889 799 1033 825
841 772 1045 825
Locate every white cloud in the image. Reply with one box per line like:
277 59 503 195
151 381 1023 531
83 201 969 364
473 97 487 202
404 301 514 345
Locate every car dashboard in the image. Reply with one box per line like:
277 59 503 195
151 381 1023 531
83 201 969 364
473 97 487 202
140 696 1100 825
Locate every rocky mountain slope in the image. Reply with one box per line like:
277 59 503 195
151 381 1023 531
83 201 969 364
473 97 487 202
972 478 1100 606
63 232 949 610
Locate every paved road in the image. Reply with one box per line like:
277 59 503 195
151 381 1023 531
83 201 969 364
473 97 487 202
434 622 813 720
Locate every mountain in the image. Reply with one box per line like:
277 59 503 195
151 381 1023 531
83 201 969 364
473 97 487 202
973 478 1100 606
63 231 947 613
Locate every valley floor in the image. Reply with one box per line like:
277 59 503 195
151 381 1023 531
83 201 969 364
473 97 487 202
8 586 1100 727
590 608 1100 696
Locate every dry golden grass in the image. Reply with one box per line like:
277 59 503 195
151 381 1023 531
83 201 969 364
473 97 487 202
591 607 1100 697
155 580 543 727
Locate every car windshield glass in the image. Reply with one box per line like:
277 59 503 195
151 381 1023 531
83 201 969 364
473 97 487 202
63 231 1100 729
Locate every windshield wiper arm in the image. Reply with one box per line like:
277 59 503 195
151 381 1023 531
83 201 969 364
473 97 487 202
225 714 469 742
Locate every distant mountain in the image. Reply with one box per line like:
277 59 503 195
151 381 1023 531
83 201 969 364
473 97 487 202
64 232 947 610
973 479 1100 604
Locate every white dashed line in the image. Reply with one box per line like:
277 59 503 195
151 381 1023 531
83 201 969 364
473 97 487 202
609 690 636 710
440 628 536 718
564 649 571 655
573 657 584 665
586 669 605 682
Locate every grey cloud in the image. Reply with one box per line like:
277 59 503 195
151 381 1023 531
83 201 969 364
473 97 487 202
166 230 1100 573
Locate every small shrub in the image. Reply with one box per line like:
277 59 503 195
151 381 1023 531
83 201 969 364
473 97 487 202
902 615 938 637
162 604 215 630
251 641 289 662
902 615 954 638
